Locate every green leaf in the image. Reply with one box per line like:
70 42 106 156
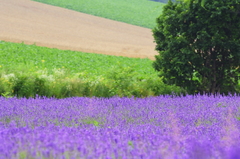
201 0 207 8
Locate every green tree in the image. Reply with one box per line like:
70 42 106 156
152 0 240 94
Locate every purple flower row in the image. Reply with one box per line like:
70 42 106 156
0 95 240 159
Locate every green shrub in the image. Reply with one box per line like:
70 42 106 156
0 68 184 98
0 41 184 98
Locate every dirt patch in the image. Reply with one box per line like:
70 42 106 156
0 0 158 60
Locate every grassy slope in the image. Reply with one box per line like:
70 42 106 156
0 41 157 78
0 1 179 98
32 0 165 29
1 41 183 98
2 0 166 83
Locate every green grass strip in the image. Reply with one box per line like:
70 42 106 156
32 0 165 29
0 41 156 78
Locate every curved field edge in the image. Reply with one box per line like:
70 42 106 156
32 0 165 29
0 41 183 98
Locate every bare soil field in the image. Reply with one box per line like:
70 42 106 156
0 0 158 59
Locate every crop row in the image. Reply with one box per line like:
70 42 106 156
0 95 240 158
33 0 165 29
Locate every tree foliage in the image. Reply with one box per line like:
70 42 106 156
152 0 240 94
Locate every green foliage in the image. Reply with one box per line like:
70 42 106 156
82 119 100 127
153 0 240 94
0 41 183 98
104 63 183 97
0 66 182 98
33 0 165 28
18 151 27 159
183 0 208 8
128 141 134 148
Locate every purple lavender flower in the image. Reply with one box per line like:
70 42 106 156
0 95 239 158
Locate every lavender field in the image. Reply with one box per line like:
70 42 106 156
0 95 240 159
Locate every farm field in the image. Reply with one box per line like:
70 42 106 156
0 41 156 77
0 41 182 98
0 0 159 60
1 95 240 158
1 0 240 158
33 0 165 29
0 0 184 98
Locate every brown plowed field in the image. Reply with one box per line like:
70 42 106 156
0 0 158 59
